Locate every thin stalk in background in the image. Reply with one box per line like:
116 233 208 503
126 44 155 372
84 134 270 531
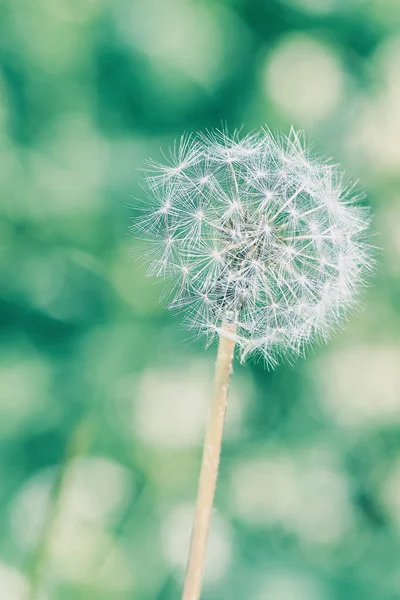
25 416 93 600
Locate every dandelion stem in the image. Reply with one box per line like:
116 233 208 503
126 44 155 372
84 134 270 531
182 322 236 600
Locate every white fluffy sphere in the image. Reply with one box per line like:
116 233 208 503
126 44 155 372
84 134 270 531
133 129 372 365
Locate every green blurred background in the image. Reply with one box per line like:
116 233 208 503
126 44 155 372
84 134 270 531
1 0 400 598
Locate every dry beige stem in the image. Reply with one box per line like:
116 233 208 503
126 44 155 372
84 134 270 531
182 323 236 600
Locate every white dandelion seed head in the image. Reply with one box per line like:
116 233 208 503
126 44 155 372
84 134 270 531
133 128 372 366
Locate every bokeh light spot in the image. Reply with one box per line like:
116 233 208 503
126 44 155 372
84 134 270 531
264 35 344 124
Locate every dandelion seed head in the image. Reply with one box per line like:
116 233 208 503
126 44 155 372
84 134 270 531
133 128 372 366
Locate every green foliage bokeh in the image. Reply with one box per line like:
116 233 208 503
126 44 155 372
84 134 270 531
1 1 400 598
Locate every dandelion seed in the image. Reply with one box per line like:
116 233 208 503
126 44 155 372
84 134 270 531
133 127 372 366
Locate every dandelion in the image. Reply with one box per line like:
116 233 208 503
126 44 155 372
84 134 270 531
132 128 372 600
134 129 371 366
